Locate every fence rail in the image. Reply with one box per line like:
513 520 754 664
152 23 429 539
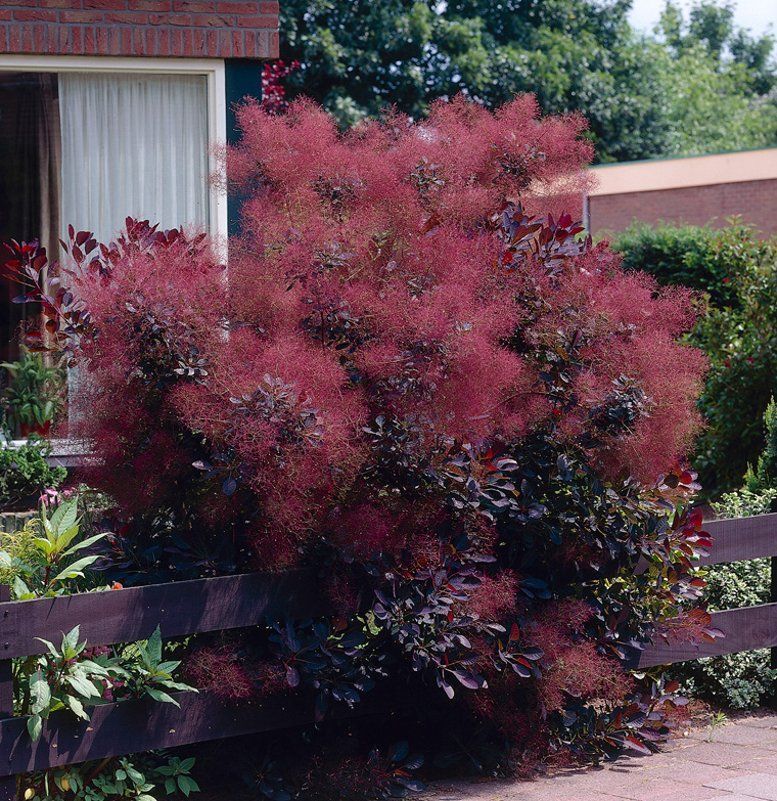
0 568 321 659
0 693 303 777
0 691 396 779
0 567 333 798
638 602 777 667
0 512 775 796
638 513 777 667
697 514 777 566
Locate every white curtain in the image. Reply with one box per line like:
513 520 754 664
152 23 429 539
58 72 209 434
59 72 209 243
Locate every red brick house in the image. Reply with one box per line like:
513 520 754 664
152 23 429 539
0 0 279 364
585 147 777 239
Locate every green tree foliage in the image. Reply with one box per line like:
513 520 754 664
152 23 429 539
280 0 777 162
653 2 777 156
661 0 776 93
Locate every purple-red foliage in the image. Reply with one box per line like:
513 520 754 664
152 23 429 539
5 96 711 773
216 95 701 558
2 100 706 537
530 601 634 713
259 59 300 115
467 572 520 621
184 645 255 700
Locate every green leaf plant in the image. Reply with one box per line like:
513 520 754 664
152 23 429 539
0 435 66 511
20 626 196 742
22 752 199 801
1 349 65 437
0 497 196 743
0 498 105 599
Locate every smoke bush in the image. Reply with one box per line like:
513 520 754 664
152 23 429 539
4 96 711 774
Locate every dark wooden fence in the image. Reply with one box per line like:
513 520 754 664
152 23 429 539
0 569 333 800
638 513 777 666
0 513 775 798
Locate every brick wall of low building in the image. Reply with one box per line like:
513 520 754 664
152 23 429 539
0 0 278 59
589 178 777 238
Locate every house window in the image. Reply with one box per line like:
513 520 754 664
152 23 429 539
0 72 56 366
0 57 226 439
59 72 209 244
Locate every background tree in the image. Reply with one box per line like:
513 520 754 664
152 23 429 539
280 0 777 162
653 1 777 155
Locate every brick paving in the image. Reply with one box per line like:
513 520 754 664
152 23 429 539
429 713 777 801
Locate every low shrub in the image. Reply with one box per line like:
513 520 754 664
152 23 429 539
714 489 777 520
0 435 66 511
1 499 196 740
24 753 198 801
5 96 710 781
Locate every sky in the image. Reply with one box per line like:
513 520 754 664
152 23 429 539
628 0 777 37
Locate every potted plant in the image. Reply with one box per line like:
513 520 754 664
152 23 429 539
1 349 65 438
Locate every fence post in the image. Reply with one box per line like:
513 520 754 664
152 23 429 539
0 585 15 801
772 557 777 670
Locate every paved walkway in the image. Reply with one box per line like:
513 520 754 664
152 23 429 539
429 713 777 801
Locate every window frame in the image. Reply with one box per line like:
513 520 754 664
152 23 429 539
0 54 228 245
0 54 227 457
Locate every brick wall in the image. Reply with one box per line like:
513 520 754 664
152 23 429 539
589 178 777 238
0 1 279 59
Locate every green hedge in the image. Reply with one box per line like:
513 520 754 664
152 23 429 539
613 222 741 307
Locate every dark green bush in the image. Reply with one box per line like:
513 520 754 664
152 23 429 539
613 221 777 496
612 219 768 307
693 248 777 495
744 397 777 493
0 436 66 510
